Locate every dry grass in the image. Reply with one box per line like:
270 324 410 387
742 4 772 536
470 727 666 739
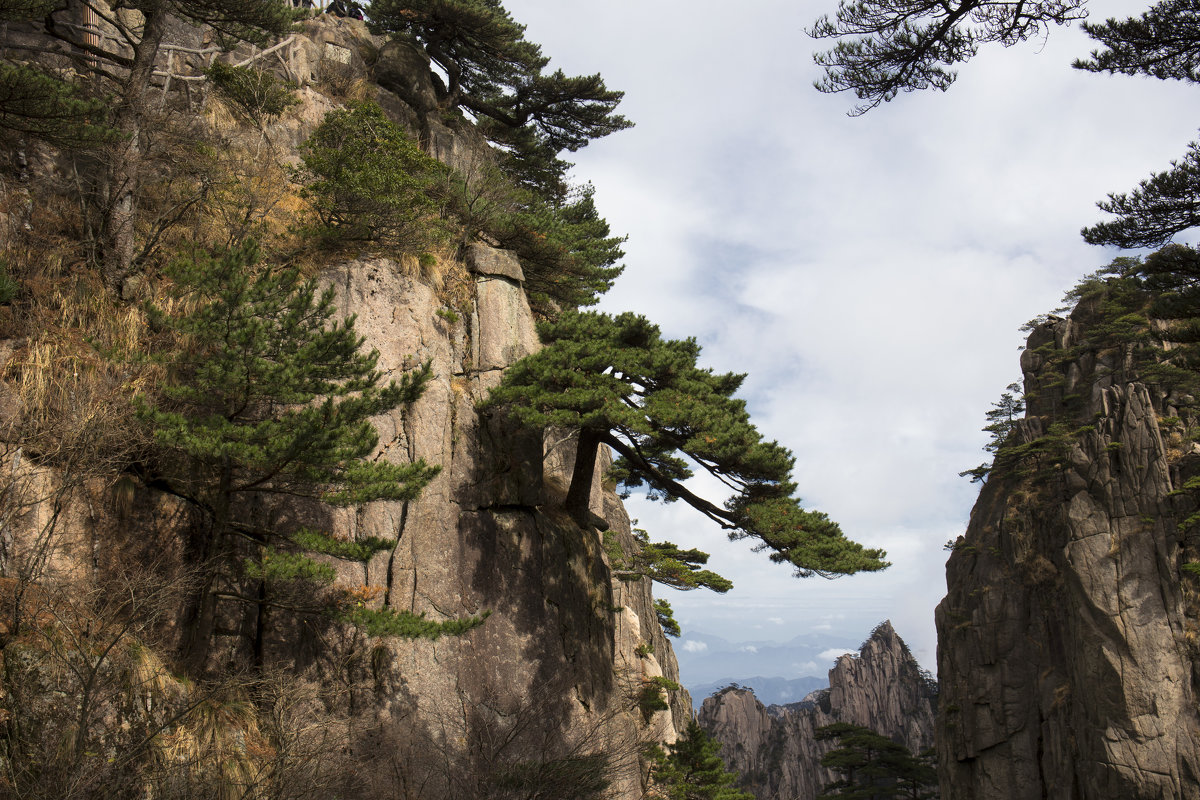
155 690 271 799
6 274 158 474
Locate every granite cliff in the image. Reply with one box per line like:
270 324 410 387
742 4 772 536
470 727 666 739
0 14 687 799
698 621 936 800
936 281 1200 798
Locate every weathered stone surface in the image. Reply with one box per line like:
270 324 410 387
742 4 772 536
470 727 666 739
699 622 936 800
372 38 439 115
937 303 1200 799
313 252 685 797
472 258 539 371
467 243 525 282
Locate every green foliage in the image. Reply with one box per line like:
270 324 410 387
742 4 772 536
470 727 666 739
367 0 631 198
1082 141 1200 248
1074 0 1200 83
343 606 490 639
486 183 625 312
488 310 888 578
297 101 451 249
141 240 441 514
1182 562 1200 577
655 598 681 637
815 723 938 799
610 528 735 593
637 676 680 717
290 527 392 562
959 382 1025 484
205 60 299 128
648 720 755 800
243 549 337 586
0 262 18 304
0 62 116 147
361 2 629 313
635 642 654 657
138 241 465 646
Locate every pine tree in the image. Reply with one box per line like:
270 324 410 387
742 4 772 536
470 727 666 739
808 0 1086 115
297 101 451 249
366 0 631 198
487 183 626 312
649 720 755 800
815 724 938 800
143 241 440 516
808 0 1200 246
487 311 889 579
1080 140 1200 248
654 599 682 637
958 382 1025 483
139 241 476 661
608 528 734 594
0 62 114 148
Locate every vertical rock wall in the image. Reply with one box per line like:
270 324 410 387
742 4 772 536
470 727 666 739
290 225 688 798
936 300 1200 799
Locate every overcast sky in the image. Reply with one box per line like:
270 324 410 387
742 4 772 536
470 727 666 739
501 0 1194 677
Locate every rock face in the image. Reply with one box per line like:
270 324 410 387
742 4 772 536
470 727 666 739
0 16 688 799
698 621 936 800
309 250 687 798
936 294 1200 798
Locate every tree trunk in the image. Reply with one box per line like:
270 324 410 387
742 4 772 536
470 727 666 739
183 456 231 671
103 6 168 294
563 428 600 526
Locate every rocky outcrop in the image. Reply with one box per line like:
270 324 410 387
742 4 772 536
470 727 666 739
936 294 1200 798
0 15 688 799
698 621 936 800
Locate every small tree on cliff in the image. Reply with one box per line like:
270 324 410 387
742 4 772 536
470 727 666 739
140 241 479 663
648 720 754 800
608 529 734 594
958 382 1025 483
487 311 889 578
816 723 938 800
297 101 451 249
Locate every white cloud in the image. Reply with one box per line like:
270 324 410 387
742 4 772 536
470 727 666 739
740 645 759 654
681 640 708 653
820 649 857 662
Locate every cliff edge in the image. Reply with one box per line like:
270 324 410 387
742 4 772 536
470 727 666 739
936 284 1200 799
